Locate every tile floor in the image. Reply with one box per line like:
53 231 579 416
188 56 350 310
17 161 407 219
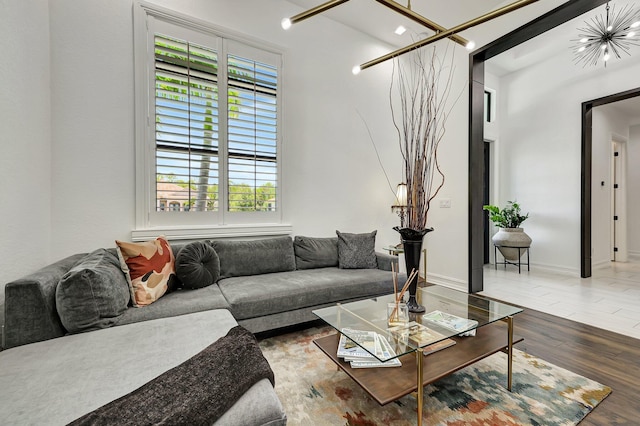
479 258 640 340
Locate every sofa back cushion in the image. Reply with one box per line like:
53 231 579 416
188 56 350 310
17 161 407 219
211 237 295 279
55 249 131 334
293 236 338 270
336 230 378 269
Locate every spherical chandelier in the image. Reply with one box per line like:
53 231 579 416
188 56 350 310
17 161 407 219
572 1 640 67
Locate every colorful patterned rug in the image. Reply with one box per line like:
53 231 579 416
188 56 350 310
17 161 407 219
259 326 611 426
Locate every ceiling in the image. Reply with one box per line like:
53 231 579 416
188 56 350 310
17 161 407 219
283 0 640 118
284 0 567 54
599 96 640 124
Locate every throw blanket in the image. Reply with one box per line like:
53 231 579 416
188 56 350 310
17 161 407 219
68 326 275 426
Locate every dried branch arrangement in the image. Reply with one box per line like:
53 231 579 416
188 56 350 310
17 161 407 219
390 44 458 230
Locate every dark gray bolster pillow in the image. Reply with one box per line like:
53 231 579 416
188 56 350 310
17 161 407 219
175 241 220 289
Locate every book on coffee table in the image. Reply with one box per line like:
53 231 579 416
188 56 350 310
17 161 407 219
422 310 479 336
388 321 456 355
337 328 378 359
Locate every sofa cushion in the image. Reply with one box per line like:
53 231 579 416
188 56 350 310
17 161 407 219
217 267 394 320
211 236 295 279
115 237 178 307
55 249 130 334
336 230 378 269
293 236 338 270
114 284 231 326
175 241 220 289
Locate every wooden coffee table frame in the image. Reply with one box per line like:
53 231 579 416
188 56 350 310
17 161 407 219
313 317 522 426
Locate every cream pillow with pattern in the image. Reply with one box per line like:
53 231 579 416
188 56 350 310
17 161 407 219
115 236 177 306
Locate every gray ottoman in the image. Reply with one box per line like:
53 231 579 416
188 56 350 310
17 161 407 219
0 309 286 425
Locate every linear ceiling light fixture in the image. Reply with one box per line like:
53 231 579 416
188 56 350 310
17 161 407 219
281 0 351 30
372 0 470 48
281 0 539 73
356 0 540 73
572 1 640 67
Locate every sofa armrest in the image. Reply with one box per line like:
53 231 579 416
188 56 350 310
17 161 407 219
375 252 398 271
3 253 86 349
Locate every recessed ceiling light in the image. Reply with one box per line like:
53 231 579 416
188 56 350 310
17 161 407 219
394 25 407 35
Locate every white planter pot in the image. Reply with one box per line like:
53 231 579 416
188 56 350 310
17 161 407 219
492 228 532 261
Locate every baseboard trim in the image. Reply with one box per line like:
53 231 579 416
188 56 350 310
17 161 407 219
593 259 612 269
488 261 579 277
426 273 467 292
528 262 579 276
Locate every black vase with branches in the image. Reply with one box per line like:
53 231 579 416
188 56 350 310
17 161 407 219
391 44 457 313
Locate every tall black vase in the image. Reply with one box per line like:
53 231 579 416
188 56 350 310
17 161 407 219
393 226 433 313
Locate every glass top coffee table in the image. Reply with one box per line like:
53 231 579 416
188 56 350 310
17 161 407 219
313 285 523 426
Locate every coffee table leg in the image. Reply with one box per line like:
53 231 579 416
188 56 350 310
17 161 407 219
507 316 514 391
416 347 424 426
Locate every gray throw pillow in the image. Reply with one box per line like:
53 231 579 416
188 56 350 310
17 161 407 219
211 236 296 279
55 249 131 334
336 230 378 269
293 236 338 270
175 241 220 289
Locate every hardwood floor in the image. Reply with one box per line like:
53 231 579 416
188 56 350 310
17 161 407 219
509 306 640 425
260 262 640 424
259 305 639 424
481 258 640 423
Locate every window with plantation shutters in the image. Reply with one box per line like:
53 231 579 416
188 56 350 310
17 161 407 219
134 5 284 236
227 54 278 212
155 34 219 213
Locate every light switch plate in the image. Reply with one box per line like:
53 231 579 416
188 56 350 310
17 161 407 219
439 199 451 208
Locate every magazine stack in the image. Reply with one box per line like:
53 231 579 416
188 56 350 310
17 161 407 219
337 328 401 368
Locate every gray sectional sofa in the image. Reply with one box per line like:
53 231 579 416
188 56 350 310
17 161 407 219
1 233 399 425
3 234 398 348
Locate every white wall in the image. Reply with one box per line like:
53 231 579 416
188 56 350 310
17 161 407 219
0 0 52 292
494 46 640 273
629 124 640 256
1 0 473 292
49 0 136 257
45 0 401 255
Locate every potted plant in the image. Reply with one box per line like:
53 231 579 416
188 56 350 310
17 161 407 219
483 201 531 261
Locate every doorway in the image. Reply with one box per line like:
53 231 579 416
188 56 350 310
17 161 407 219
581 88 640 277
467 0 611 293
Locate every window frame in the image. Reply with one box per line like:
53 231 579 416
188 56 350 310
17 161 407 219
133 2 290 241
483 88 497 124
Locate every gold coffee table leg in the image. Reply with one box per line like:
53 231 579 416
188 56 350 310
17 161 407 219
417 347 424 426
507 316 514 391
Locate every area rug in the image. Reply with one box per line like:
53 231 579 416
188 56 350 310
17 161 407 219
258 326 611 426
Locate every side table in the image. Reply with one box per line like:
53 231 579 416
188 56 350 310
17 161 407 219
383 245 404 255
494 245 530 274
